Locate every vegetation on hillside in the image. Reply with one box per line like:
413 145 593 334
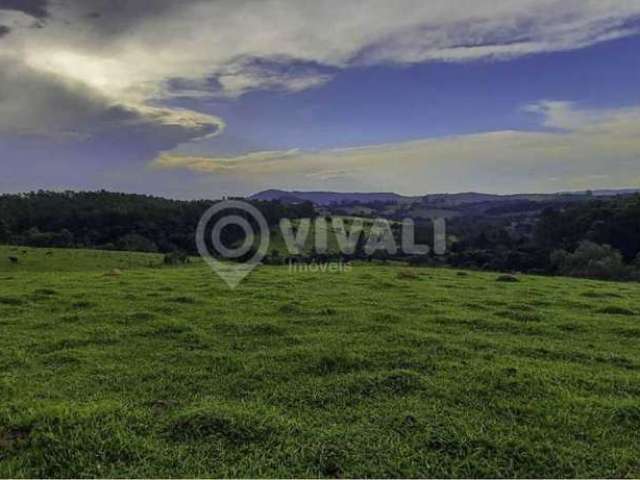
0 191 314 255
422 195 640 280
1 191 640 281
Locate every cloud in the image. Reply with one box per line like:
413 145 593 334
524 100 640 130
0 56 224 145
151 102 640 195
2 0 640 174
6 0 640 101
0 0 48 19
152 149 302 173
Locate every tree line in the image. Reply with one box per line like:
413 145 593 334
1 190 639 281
0 190 314 255
438 194 640 280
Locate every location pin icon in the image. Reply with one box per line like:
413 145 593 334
196 200 270 289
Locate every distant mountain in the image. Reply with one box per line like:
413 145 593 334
249 189 419 205
249 188 639 206
586 188 640 196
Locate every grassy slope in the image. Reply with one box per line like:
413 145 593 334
0 246 167 273
0 248 639 477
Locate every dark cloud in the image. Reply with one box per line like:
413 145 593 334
0 25 9 37
0 0 49 19
58 0 206 37
0 57 222 149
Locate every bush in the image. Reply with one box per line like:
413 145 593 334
163 251 190 265
116 234 158 253
0 218 11 243
263 250 285 265
551 241 631 280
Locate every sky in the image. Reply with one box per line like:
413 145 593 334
1 0 640 198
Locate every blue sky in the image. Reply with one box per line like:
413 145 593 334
2 0 640 197
195 35 640 152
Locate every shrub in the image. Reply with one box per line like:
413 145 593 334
0 218 11 243
163 251 189 266
551 241 631 280
263 250 285 265
116 234 158 253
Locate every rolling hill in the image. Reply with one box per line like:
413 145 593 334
249 188 640 207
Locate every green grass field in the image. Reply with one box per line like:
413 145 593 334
1 247 640 477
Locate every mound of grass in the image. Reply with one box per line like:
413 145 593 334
278 302 303 315
495 308 543 323
126 311 157 322
32 288 58 296
305 353 368 376
167 295 198 304
581 291 623 299
0 403 153 478
397 269 420 280
496 274 519 283
597 305 636 316
167 403 287 445
147 320 193 338
0 245 181 273
0 296 25 306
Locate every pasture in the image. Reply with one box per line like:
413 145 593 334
1 247 639 477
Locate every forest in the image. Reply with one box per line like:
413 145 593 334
1 190 639 280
